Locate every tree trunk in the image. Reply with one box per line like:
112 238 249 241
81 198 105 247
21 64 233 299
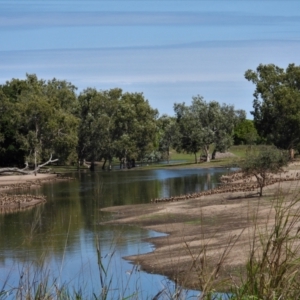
0 155 58 175
212 149 217 160
167 147 170 164
254 174 264 197
289 148 295 160
120 158 126 169
102 159 107 170
204 145 210 162
90 160 95 171
34 149 37 175
259 185 263 197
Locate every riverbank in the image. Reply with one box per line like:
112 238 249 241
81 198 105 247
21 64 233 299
101 165 300 291
0 173 58 213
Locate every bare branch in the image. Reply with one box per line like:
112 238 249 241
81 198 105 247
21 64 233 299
0 155 58 175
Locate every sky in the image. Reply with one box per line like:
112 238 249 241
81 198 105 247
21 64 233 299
1 1 300 118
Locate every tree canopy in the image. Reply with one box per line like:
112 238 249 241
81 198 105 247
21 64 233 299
245 63 300 152
239 146 289 196
233 119 259 145
174 96 245 162
1 74 248 170
0 74 79 166
77 88 158 169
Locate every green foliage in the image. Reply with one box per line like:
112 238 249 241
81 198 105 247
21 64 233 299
0 89 26 166
233 120 259 145
77 88 158 169
157 115 179 162
174 96 245 162
0 74 79 166
1 73 250 169
77 88 121 168
239 146 289 196
245 63 300 150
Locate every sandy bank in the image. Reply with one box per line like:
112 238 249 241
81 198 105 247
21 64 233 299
0 173 57 213
101 168 300 291
0 173 57 187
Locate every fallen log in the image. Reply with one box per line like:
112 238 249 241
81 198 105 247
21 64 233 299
0 155 58 175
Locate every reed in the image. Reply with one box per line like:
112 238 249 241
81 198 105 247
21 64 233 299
230 186 300 299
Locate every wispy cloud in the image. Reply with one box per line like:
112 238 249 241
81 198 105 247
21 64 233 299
1 39 299 83
1 0 300 117
1 11 300 30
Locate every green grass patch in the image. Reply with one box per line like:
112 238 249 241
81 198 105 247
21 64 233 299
229 145 251 158
169 151 196 162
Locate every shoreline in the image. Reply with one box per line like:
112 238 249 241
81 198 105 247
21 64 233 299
101 166 300 291
0 173 58 213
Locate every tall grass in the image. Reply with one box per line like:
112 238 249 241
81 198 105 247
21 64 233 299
228 185 300 300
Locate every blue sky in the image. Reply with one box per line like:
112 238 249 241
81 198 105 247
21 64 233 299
1 1 300 118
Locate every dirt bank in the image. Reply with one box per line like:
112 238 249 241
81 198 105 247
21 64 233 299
0 173 58 213
101 168 300 291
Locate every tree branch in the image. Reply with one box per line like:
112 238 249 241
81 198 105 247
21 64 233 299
0 155 58 175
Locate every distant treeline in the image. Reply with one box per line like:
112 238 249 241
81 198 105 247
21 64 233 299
2 63 299 169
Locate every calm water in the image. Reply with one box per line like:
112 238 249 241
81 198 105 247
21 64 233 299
0 167 228 299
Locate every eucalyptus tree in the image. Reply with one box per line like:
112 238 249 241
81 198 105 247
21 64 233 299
240 146 289 196
173 102 203 163
245 63 300 157
0 74 79 167
43 78 79 164
114 92 158 167
77 89 158 170
157 115 178 163
0 89 26 166
77 88 121 170
233 119 259 145
210 104 246 159
174 96 244 162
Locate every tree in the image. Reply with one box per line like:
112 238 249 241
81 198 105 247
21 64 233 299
0 74 79 167
77 89 158 170
239 146 289 196
0 155 58 175
245 63 300 156
174 96 244 162
77 88 120 170
114 92 158 167
157 115 178 163
43 77 79 164
173 102 203 163
0 89 26 166
233 119 259 145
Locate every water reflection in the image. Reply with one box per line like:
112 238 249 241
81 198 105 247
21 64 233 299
0 167 228 298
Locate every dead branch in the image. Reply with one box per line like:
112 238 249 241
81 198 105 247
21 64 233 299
0 155 58 175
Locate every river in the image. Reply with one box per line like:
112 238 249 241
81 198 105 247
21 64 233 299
0 167 228 299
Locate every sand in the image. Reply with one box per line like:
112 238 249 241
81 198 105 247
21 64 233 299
100 167 300 291
0 173 57 186
0 173 57 213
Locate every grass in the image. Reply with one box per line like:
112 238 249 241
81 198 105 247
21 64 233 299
229 146 249 158
47 145 250 173
230 191 300 299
